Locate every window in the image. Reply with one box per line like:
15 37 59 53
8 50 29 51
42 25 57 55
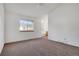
19 19 34 32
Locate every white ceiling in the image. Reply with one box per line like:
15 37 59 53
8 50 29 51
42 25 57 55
5 3 62 18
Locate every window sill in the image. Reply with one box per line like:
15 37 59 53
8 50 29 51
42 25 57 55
20 30 34 32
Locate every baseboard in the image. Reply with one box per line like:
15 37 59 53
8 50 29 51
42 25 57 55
49 39 79 48
0 43 4 54
5 37 42 45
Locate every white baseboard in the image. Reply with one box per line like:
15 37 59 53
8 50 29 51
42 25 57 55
5 36 42 44
0 43 4 54
49 39 79 48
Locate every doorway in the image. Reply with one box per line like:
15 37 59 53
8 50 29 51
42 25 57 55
41 14 48 38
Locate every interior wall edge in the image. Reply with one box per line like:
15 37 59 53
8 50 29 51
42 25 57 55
0 3 5 54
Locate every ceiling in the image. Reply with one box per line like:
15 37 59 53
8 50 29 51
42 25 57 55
5 3 62 18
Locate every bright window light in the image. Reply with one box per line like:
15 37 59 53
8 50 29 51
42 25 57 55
19 19 34 32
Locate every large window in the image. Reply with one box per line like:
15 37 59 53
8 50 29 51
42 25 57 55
19 19 34 32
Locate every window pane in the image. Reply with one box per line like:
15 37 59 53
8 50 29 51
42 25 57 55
19 19 34 32
27 20 34 31
19 20 28 31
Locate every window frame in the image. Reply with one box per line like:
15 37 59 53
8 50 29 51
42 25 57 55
19 19 34 32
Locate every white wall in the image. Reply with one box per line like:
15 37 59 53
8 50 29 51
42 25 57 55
41 14 48 36
5 10 41 43
48 4 79 47
0 4 4 53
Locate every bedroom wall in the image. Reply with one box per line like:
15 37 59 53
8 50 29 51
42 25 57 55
48 4 79 47
5 9 41 43
0 4 5 53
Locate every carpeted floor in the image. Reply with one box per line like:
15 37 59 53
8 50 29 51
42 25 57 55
1 37 79 56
